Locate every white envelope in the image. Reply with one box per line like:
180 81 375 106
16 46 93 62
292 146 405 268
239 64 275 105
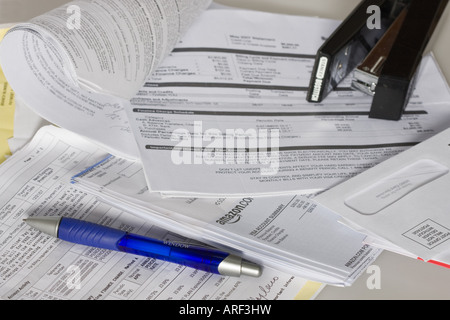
315 128 450 263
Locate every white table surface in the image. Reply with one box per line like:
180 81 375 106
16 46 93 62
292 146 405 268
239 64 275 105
1 0 450 300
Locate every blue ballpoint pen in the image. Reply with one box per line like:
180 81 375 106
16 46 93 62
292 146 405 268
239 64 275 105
24 216 262 277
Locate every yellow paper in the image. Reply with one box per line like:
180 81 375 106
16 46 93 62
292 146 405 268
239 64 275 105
0 28 15 163
294 281 324 300
0 29 8 40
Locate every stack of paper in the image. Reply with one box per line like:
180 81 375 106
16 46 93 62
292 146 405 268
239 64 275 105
2 3 450 199
70 148 381 286
1 0 450 295
0 125 324 299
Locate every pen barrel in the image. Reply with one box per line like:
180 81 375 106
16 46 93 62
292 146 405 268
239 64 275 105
117 234 230 275
58 218 231 275
58 218 127 251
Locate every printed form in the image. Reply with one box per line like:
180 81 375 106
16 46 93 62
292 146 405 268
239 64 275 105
126 9 450 197
0 126 321 300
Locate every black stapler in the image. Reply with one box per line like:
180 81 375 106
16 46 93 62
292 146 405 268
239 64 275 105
307 0 448 121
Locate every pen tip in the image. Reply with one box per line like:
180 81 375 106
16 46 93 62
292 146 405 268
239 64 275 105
241 260 262 278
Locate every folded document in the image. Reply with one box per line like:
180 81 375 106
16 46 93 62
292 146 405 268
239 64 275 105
70 132 381 286
316 127 450 265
